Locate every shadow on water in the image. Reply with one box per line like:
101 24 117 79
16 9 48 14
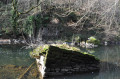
44 72 99 79
44 61 120 79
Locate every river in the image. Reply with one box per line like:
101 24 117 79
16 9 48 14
0 45 120 79
0 44 39 79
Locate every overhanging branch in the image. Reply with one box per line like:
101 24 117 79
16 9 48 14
12 0 42 15
20 2 42 14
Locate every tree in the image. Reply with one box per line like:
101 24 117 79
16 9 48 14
11 0 42 37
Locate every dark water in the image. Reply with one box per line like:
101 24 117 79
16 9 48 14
0 45 40 79
46 45 120 79
0 44 34 66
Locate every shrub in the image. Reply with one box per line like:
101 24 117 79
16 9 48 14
24 16 34 36
87 36 100 45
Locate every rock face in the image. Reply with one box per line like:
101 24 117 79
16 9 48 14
31 44 100 77
45 46 100 76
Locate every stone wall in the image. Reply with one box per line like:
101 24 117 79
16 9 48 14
31 45 100 78
44 46 100 77
33 45 100 78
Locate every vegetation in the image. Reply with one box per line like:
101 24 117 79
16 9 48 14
30 44 86 57
1 0 120 78
10 0 42 37
30 45 49 57
86 36 100 45
0 0 120 44
11 0 19 35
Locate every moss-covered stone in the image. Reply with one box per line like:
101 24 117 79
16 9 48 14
30 44 82 57
30 44 100 76
30 45 49 58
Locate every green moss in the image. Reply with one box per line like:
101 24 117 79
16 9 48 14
30 44 98 58
86 36 100 45
30 44 100 62
51 44 81 52
30 45 49 58
30 44 81 57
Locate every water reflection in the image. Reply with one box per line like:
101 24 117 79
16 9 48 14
0 45 34 66
45 72 99 79
93 46 120 65
0 45 40 79
93 46 120 79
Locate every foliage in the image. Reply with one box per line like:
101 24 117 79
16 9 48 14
2 27 12 34
74 34 81 43
0 1 3 7
24 13 51 37
34 13 51 27
0 0 120 43
24 16 34 36
86 36 100 45
10 0 43 37
11 0 19 35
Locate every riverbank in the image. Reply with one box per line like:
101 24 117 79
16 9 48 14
1 38 120 48
0 39 26 44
